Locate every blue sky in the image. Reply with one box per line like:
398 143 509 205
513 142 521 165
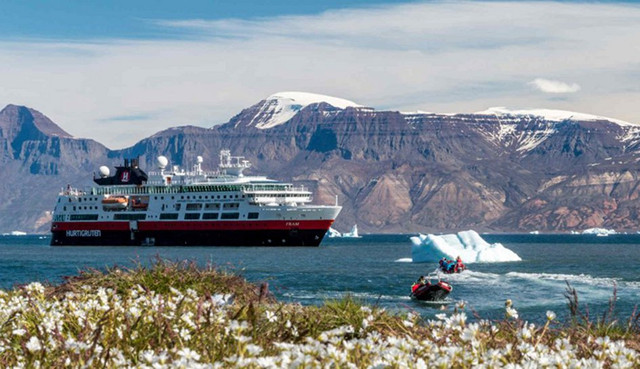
1 1 639 149
0 0 414 40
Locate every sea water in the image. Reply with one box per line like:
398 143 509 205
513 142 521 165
1 234 639 324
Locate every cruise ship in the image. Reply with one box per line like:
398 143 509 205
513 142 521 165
50 151 341 246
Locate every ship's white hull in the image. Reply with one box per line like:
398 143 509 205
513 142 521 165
51 151 342 246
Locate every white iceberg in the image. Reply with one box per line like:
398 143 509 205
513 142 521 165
327 225 362 238
581 228 617 236
410 230 521 263
342 224 362 238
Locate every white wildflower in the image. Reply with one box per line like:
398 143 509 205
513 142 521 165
26 336 42 352
265 310 278 323
139 350 155 363
179 328 192 342
245 344 263 356
236 335 251 343
176 347 201 361
450 312 468 328
506 306 519 320
12 328 26 336
128 305 141 319
518 326 533 341
546 310 556 321
25 282 45 295
461 323 480 343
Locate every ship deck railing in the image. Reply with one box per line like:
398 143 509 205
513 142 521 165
82 183 312 196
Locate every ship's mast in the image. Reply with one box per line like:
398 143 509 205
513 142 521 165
219 150 251 177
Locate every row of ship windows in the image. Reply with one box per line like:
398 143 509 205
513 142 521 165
63 193 307 204
62 203 240 212
90 185 298 195
64 194 245 203
68 212 259 221
91 185 249 195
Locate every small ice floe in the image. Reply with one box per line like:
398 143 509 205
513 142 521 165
2 231 27 236
395 258 413 263
529 231 540 235
581 228 617 236
410 230 521 263
326 228 342 238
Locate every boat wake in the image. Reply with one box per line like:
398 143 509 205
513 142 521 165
412 298 454 306
423 270 640 290
394 258 413 263
504 272 624 288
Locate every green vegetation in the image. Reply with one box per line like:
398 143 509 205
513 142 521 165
0 259 636 368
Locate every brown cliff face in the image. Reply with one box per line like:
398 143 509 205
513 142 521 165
0 105 109 233
118 101 640 234
2 99 640 234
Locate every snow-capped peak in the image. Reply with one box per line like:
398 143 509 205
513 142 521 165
252 91 361 129
477 107 637 127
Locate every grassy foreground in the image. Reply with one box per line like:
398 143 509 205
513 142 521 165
0 260 638 368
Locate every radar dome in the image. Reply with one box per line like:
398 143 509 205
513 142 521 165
99 166 110 178
197 156 203 164
157 156 169 169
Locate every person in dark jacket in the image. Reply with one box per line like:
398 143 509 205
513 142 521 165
412 275 427 292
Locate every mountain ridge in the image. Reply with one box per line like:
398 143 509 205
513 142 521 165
1 92 640 234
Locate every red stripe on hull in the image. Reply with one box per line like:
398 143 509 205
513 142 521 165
52 219 335 232
52 221 130 231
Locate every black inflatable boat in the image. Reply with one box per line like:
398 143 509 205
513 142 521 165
410 280 452 301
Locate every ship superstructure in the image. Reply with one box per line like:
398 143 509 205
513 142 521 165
51 151 341 246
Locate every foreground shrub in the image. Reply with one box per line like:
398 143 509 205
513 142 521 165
0 260 637 368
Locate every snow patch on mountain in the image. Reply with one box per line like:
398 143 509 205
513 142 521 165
478 107 636 127
252 92 361 129
475 112 558 153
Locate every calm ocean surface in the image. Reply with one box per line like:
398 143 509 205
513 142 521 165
1 234 639 324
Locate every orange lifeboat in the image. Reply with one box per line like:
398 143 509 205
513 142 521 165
102 196 128 209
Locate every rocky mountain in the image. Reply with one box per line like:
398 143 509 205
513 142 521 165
2 92 640 234
0 105 110 233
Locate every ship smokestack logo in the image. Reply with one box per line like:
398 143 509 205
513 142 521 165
120 171 130 182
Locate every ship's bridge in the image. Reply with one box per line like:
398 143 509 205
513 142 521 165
241 182 313 206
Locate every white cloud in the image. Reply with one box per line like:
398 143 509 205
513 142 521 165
528 78 581 94
1 1 639 149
